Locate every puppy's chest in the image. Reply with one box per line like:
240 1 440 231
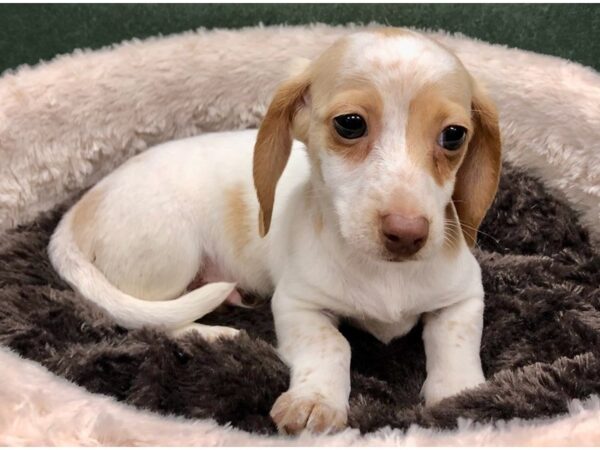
340 269 449 322
307 255 473 324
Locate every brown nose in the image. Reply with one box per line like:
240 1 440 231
381 214 429 257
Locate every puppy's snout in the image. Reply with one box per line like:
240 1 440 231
381 214 429 257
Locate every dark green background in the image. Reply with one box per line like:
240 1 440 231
1 4 599 75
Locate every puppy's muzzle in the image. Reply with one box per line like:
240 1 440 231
381 214 429 258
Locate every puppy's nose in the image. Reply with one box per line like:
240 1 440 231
381 214 429 257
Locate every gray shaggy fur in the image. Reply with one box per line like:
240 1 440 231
0 163 598 435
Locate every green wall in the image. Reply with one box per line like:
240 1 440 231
0 4 599 75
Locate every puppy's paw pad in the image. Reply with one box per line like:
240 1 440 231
170 324 240 342
270 391 347 435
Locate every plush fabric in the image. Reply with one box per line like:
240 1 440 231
2 345 600 446
0 24 599 445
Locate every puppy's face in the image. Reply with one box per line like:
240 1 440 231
254 29 501 263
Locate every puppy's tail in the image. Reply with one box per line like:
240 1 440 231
48 212 235 331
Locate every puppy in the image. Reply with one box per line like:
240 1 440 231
49 28 501 435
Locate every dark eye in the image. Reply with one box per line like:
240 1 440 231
333 114 367 139
438 125 467 151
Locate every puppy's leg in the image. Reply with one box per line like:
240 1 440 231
421 296 485 406
270 295 350 435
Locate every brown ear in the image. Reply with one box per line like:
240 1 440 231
253 72 310 236
453 81 502 247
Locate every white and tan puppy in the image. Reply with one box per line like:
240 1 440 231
49 28 501 435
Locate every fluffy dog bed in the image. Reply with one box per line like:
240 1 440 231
1 24 600 445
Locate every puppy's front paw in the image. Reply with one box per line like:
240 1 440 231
421 369 485 406
270 390 347 435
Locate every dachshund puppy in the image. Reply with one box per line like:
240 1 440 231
49 28 501 435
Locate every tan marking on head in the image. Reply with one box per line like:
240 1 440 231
71 188 105 259
308 37 350 98
308 39 379 163
302 37 387 165
321 84 384 164
303 36 352 150
254 36 352 235
224 184 252 256
406 75 472 186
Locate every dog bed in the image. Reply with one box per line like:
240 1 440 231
1 24 599 445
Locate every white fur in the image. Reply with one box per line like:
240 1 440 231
347 31 459 82
49 31 488 435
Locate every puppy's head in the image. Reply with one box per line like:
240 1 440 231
254 28 501 262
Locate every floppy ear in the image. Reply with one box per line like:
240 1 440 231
452 81 502 247
253 71 310 237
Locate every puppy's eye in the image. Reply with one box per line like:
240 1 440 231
438 126 467 151
333 114 367 139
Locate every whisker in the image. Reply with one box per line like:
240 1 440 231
456 221 501 246
443 219 494 250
